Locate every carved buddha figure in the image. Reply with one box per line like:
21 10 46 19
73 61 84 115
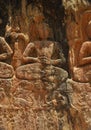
78 21 91 66
0 37 14 78
5 24 29 69
69 20 91 82
16 23 68 90
76 20 91 82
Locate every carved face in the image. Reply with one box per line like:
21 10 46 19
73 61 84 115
66 22 79 41
86 20 91 39
37 23 50 40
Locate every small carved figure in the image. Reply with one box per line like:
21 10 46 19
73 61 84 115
0 36 14 78
0 36 13 62
78 21 91 66
5 24 29 69
67 11 91 83
72 20 91 82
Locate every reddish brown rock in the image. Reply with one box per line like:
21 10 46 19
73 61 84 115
67 9 91 83
69 79 91 129
5 25 29 70
0 62 14 78
10 22 70 130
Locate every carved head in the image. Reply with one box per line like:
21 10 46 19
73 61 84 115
37 23 50 40
33 14 44 23
86 20 91 39
66 21 80 43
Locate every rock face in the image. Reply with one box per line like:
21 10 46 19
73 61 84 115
65 1 91 129
0 0 91 130
0 18 72 130
66 9 91 83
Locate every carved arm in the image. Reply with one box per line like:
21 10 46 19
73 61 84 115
78 41 91 66
17 33 29 43
0 37 13 60
51 50 66 66
23 43 39 63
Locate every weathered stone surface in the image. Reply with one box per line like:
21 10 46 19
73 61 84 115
16 63 68 84
65 4 91 130
0 78 12 90
66 8 91 83
0 1 91 130
73 65 91 82
0 62 14 78
7 78 71 130
0 80 12 110
69 79 91 129
0 36 14 78
5 25 29 70
4 22 70 130
16 63 42 80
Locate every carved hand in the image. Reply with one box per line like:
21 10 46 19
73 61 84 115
39 57 51 65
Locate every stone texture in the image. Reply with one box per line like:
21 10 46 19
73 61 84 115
69 80 91 129
0 1 91 130
66 8 91 83
0 62 14 78
65 4 91 130
0 22 72 130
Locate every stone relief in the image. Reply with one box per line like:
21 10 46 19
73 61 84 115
66 8 91 130
5 24 29 70
0 4 91 130
0 19 73 130
67 10 91 83
0 37 14 77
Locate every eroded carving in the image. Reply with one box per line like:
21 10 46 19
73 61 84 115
67 10 91 83
0 11 75 130
0 37 14 78
5 24 29 70
8 23 73 130
16 23 68 86
66 8 91 130
74 20 91 82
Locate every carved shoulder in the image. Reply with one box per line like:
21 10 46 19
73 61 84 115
0 37 13 55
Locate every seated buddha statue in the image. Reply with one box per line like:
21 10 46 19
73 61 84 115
71 20 91 82
5 24 29 70
15 23 68 90
0 36 14 78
